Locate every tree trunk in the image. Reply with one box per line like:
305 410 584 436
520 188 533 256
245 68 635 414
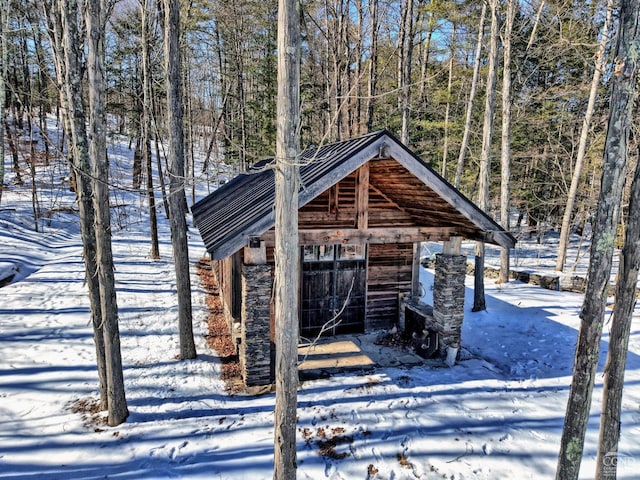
556 0 638 476
53 0 109 411
365 0 378 133
555 0 614 272
418 8 435 107
473 0 499 312
398 0 414 145
0 0 6 205
273 0 300 477
498 0 515 284
150 98 169 219
441 23 456 180
163 0 196 360
86 0 128 426
526 0 546 52
595 1 640 477
5 119 22 186
353 0 364 136
596 133 640 480
29 128 40 231
141 0 160 260
455 1 486 190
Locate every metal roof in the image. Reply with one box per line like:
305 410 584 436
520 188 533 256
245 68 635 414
191 129 516 259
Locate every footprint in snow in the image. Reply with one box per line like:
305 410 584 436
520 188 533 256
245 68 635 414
149 444 166 457
482 442 492 455
324 461 336 478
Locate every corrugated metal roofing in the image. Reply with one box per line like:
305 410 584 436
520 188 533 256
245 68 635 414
191 129 515 259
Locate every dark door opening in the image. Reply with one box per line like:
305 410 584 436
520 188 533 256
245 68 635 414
300 244 366 339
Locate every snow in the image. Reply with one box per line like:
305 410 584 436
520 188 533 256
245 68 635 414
1 121 639 479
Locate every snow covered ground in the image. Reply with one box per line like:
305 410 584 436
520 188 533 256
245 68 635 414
1 124 639 479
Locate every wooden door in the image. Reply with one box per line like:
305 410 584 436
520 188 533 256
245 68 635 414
300 244 366 339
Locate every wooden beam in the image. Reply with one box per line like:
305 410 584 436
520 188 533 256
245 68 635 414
261 226 456 246
356 164 369 229
385 139 517 249
329 183 339 214
369 183 403 209
412 242 421 297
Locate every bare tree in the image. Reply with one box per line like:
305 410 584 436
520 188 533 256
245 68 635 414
86 0 128 426
163 0 196 360
498 0 515 284
473 0 499 312
455 1 486 190
141 0 159 259
398 0 415 145
555 0 615 272
595 1 640 476
556 0 639 476
48 0 109 410
273 0 300 476
597 143 640 479
45 0 128 423
365 0 378 133
0 0 6 205
441 22 456 179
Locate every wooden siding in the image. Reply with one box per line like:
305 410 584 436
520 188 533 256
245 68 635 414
366 243 414 330
299 169 417 229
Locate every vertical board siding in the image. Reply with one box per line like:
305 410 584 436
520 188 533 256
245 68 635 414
366 243 414 330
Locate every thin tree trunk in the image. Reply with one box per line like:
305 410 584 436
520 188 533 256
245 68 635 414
5 119 22 186
473 0 499 312
418 9 435 107
273 0 300 476
556 0 638 476
29 126 39 231
365 0 378 133
398 0 414 145
163 0 196 360
595 1 640 477
0 0 6 205
141 0 159 260
441 23 456 179
354 0 364 136
555 0 614 272
86 0 128 426
455 1 486 190
150 102 169 219
526 0 546 52
499 0 515 284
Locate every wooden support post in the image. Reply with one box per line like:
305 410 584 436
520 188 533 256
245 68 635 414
356 164 369 229
412 242 421 297
443 236 462 255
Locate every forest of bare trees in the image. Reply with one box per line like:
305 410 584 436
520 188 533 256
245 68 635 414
1 0 636 259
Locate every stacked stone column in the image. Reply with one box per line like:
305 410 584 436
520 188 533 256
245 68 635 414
433 253 466 356
240 264 272 386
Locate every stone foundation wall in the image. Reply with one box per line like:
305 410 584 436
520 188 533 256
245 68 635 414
433 254 466 356
240 264 272 386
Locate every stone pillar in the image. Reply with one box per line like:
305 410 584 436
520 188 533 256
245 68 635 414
433 253 466 357
240 263 272 386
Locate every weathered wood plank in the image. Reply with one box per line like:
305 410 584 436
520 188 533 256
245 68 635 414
261 227 455 246
356 164 369 229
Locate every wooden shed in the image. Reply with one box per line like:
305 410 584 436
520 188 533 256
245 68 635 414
192 130 515 386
